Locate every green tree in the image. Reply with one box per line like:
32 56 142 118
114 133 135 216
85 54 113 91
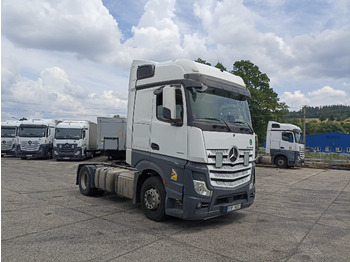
214 62 227 71
231 60 288 145
319 114 327 122
318 121 345 133
195 58 211 66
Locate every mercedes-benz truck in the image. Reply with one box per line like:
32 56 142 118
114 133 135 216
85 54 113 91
54 120 98 160
76 59 256 221
266 121 305 168
17 119 60 159
1 120 19 156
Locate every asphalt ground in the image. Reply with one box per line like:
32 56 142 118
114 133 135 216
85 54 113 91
1 156 350 262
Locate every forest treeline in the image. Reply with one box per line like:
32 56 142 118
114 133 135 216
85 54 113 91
287 105 350 121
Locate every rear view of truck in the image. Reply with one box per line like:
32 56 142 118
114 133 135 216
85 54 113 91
97 117 126 160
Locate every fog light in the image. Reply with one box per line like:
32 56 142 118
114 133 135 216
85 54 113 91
196 202 202 209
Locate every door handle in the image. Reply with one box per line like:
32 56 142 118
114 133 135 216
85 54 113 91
151 143 160 150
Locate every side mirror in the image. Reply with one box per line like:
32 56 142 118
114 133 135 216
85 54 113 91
162 86 176 119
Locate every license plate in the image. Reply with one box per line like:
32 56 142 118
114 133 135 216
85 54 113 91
227 204 241 212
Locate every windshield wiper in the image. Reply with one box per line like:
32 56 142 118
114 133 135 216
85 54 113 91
199 118 233 132
232 121 254 133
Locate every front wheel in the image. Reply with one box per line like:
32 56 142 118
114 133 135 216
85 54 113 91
140 176 166 222
275 156 288 168
47 149 53 159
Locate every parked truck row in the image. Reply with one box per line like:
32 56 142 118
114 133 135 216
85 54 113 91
1 118 125 160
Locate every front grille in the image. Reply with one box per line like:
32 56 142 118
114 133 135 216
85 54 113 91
21 141 40 151
207 148 253 188
57 143 77 154
2 141 14 151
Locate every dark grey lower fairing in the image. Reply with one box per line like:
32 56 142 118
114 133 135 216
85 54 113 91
17 144 52 159
270 149 304 167
131 149 255 220
54 147 83 160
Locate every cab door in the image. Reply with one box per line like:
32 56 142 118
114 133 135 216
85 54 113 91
150 85 187 160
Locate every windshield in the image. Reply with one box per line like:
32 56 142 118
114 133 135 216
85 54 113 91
18 127 46 137
55 128 82 139
187 86 253 133
294 132 303 144
2 127 16 138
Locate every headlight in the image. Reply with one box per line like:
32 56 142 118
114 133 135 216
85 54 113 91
193 180 212 197
74 150 81 156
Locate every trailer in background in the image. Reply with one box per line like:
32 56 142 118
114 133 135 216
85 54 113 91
97 117 126 159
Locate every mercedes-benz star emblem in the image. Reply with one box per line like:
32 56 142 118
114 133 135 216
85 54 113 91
228 146 239 162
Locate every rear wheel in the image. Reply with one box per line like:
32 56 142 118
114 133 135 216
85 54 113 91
141 176 166 222
78 166 98 196
275 156 288 168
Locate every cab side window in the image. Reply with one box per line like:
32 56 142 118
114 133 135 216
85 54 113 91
156 89 183 123
282 132 294 143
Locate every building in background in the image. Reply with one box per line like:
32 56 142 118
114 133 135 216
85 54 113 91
306 133 350 154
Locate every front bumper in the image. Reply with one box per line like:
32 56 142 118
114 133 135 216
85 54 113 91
53 147 83 160
17 144 51 158
180 184 255 220
165 162 256 220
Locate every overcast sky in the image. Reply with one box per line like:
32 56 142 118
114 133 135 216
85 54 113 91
2 0 350 122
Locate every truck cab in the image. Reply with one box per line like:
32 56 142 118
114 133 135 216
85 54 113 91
1 120 19 156
126 59 256 220
266 121 305 168
54 120 97 160
16 119 60 159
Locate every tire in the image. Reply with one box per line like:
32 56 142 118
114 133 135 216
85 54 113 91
47 149 53 159
78 166 98 196
140 176 166 222
275 156 288 168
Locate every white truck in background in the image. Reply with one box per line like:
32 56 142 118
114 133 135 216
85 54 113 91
76 59 256 221
266 121 305 168
1 120 20 156
16 119 60 159
54 120 98 160
97 117 127 160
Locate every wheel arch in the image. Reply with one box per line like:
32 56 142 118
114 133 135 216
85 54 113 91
134 160 165 204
